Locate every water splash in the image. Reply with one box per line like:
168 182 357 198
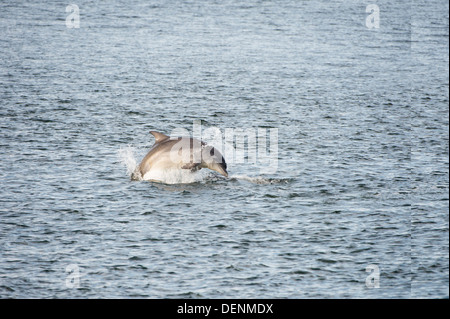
118 146 138 177
118 147 286 185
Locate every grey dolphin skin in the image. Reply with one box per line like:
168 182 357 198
134 131 228 180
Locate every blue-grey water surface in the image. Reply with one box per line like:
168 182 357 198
0 0 448 298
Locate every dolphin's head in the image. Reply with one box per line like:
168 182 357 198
202 145 228 178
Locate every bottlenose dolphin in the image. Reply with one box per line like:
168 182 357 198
134 131 228 180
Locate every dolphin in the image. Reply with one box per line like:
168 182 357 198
134 131 228 181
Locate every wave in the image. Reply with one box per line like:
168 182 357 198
229 174 293 185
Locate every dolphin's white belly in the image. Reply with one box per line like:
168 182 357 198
140 151 183 175
141 152 201 184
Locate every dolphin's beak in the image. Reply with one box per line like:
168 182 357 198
209 162 228 178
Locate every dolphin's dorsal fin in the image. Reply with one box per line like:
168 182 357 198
150 131 170 143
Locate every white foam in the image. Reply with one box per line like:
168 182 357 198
230 174 290 184
142 168 206 184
